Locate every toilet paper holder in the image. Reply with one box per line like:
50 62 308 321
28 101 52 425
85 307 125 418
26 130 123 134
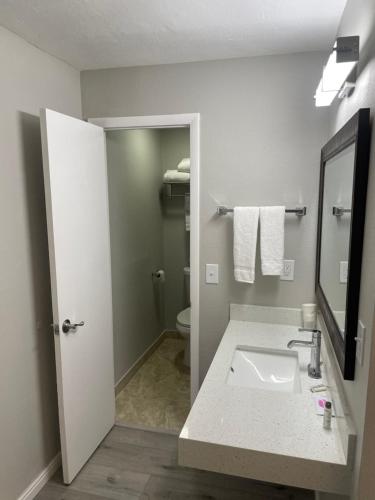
152 269 165 282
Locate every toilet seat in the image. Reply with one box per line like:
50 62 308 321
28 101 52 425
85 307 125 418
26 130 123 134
176 307 191 367
177 307 191 329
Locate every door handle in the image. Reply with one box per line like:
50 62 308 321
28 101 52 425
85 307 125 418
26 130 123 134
62 319 85 334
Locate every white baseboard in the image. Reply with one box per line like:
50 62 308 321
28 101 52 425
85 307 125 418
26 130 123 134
17 453 61 500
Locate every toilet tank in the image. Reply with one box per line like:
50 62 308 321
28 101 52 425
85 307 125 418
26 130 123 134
184 266 190 305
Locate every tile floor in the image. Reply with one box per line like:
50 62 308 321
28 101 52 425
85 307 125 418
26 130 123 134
116 337 190 432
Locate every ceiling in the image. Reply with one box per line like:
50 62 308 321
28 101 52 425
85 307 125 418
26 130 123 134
0 0 347 70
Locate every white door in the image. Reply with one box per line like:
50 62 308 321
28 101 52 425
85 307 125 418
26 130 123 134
40 109 115 484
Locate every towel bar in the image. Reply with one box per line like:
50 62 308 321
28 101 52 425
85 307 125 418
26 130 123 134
216 206 307 216
332 206 351 216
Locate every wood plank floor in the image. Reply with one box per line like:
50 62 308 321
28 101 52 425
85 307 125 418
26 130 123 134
36 426 314 500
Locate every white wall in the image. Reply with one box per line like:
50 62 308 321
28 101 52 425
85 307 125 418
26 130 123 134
0 27 82 499
81 52 330 380
326 1 375 498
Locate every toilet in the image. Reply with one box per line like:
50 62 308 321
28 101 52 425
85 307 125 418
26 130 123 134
176 266 191 367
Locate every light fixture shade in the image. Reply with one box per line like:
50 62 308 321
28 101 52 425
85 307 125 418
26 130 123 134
322 46 356 92
315 78 337 107
314 36 359 107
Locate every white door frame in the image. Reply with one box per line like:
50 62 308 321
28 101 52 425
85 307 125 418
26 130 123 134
89 113 200 403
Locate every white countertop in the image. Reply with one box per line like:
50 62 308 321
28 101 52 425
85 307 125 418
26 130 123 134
179 307 354 495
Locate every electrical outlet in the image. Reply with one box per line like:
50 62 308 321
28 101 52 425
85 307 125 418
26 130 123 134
280 260 295 281
356 320 366 365
206 264 219 284
340 261 348 283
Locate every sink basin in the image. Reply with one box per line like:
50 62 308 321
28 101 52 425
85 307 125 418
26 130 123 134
227 346 301 393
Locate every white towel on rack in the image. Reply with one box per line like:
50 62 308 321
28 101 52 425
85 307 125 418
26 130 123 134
233 207 259 283
163 169 190 183
260 206 285 275
177 158 190 172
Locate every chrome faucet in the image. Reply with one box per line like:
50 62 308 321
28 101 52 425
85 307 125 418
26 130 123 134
287 328 322 379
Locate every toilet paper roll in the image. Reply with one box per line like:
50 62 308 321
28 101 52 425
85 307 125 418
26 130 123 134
152 269 165 283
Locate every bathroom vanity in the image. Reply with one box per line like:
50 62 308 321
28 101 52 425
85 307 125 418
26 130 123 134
178 304 355 496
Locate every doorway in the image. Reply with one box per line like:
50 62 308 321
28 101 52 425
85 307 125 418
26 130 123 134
90 114 200 405
104 126 191 431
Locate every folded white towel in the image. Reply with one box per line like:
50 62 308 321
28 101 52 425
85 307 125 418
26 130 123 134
260 206 285 275
234 207 259 283
163 169 190 183
177 158 190 172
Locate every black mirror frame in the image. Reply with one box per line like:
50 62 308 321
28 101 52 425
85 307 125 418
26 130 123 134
316 108 371 380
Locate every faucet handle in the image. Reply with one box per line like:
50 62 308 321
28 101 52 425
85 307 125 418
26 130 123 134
299 328 321 344
298 328 321 334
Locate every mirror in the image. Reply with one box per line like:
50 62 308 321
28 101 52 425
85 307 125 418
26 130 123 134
319 144 355 335
316 109 370 380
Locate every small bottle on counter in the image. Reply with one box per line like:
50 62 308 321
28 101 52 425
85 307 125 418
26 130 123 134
323 401 332 430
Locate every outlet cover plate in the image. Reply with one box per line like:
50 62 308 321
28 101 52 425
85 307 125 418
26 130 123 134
206 263 219 284
280 260 295 281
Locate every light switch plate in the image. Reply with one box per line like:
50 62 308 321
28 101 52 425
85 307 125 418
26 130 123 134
206 264 219 284
340 261 348 283
356 320 366 366
280 260 295 281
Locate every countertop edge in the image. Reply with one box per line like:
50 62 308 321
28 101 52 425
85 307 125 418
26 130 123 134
179 436 351 495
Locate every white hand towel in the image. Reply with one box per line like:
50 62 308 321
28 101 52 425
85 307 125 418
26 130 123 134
177 158 190 172
233 207 259 283
260 206 285 275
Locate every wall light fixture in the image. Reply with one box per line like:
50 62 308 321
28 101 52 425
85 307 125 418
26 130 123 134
315 36 359 107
